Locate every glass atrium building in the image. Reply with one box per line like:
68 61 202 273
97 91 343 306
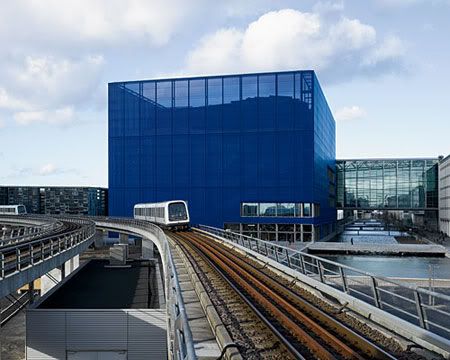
336 159 439 228
108 70 336 241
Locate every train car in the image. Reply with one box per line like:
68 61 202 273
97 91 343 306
134 200 190 230
0 205 27 215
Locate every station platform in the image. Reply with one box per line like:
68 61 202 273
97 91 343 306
306 242 447 256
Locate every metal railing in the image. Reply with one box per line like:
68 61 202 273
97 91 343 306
0 216 64 246
92 217 196 360
0 217 96 281
198 225 450 339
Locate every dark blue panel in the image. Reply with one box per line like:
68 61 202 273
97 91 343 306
173 135 189 187
123 82 140 136
223 134 240 187
141 82 155 136
174 80 189 134
189 79 205 134
258 133 276 187
109 137 124 188
258 74 276 131
191 134 205 187
206 78 222 132
155 135 172 188
156 81 172 135
140 136 155 188
205 134 222 187
242 76 257 131
223 77 240 132
123 137 140 187
108 83 124 137
242 133 257 188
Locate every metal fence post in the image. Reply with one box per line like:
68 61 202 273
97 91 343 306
339 267 348 293
414 290 427 329
371 277 381 308
285 248 291 268
317 259 324 283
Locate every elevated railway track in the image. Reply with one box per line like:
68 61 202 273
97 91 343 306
170 230 406 360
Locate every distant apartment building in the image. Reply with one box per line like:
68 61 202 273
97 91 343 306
439 155 450 236
0 186 108 216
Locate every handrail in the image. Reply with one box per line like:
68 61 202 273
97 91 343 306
0 216 96 283
198 224 450 339
0 215 64 246
91 217 197 360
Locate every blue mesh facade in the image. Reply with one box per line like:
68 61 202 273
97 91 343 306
108 70 336 240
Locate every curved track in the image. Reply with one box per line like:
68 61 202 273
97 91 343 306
171 230 399 360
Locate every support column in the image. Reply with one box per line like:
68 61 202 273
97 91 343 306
142 239 154 260
28 280 35 304
119 233 129 245
40 255 79 296
94 229 106 248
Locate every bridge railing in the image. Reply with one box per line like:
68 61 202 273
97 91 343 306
0 215 65 246
0 217 96 280
92 217 196 360
198 224 450 339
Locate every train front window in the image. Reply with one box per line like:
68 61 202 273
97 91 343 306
18 206 26 214
169 202 187 221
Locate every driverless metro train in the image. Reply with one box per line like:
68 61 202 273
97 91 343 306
0 205 27 215
134 200 190 230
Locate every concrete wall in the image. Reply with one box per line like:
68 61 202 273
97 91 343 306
26 309 167 360
41 255 80 296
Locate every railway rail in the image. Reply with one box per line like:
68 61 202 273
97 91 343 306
170 230 409 360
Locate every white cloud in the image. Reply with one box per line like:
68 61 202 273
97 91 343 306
38 163 58 176
0 119 5 128
0 0 194 50
14 107 74 126
185 9 406 82
0 55 104 126
335 106 367 121
313 1 345 13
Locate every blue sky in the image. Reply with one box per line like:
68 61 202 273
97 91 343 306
0 0 449 187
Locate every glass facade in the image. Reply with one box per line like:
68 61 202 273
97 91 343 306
109 70 336 240
336 159 439 209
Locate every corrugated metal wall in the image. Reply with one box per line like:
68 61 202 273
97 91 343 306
27 309 167 360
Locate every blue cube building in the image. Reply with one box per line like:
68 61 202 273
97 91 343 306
109 70 336 241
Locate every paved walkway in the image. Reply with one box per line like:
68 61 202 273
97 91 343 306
307 242 447 256
169 242 221 360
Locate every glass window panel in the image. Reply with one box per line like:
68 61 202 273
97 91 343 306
223 77 240 104
278 224 294 232
242 223 258 231
156 81 172 107
208 78 222 105
175 80 188 107
189 79 205 107
259 75 275 97
241 202 258 217
224 223 240 232
303 203 311 217
260 224 276 232
259 203 277 216
277 203 295 217
295 203 302 217
242 76 257 100
277 73 294 98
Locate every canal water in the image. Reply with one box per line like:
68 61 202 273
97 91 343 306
321 254 450 279
326 219 450 279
